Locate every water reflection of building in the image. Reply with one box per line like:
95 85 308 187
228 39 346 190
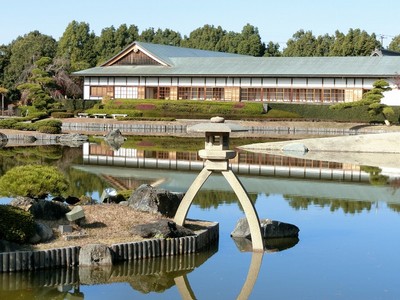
83 143 369 191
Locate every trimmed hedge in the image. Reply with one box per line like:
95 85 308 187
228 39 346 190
51 112 75 118
0 205 36 244
85 108 143 117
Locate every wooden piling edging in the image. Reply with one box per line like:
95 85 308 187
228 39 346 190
0 221 218 273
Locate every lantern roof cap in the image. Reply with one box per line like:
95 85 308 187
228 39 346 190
187 116 247 133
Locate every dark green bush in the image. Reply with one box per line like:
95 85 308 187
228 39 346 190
0 205 36 244
85 108 143 117
62 99 99 111
0 119 19 129
37 126 61 134
34 119 62 127
51 112 74 118
12 122 36 131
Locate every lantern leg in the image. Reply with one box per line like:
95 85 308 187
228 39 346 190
174 167 212 226
221 170 264 252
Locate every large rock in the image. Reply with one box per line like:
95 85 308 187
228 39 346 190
231 218 299 239
79 244 113 266
131 219 195 239
127 184 184 217
29 221 54 244
104 129 125 150
10 197 70 220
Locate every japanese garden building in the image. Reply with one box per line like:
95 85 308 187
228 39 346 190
74 41 400 104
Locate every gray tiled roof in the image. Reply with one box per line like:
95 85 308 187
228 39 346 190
74 42 400 78
74 56 400 77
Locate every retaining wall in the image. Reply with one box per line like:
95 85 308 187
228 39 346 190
0 222 219 273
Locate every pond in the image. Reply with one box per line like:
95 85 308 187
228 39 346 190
1 139 400 299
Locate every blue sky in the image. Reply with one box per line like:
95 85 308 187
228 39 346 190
2 0 399 48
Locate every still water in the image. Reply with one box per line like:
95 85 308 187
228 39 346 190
1 140 400 299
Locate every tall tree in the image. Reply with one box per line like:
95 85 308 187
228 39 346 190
181 24 226 51
4 31 57 88
115 24 139 49
236 24 265 57
264 41 281 57
330 29 379 56
57 21 96 71
283 30 317 57
329 30 346 56
152 28 182 46
95 25 117 64
139 27 156 43
388 35 400 52
17 57 57 110
315 34 334 56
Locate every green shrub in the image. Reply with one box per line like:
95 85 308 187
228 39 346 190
0 119 19 129
51 112 74 118
34 119 62 127
62 99 99 111
37 126 61 134
12 122 36 131
85 108 143 117
0 165 68 199
0 205 36 244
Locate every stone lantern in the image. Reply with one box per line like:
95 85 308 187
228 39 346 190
173 117 264 251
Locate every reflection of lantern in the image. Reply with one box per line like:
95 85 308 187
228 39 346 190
174 117 264 251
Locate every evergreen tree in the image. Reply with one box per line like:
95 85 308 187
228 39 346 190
4 31 57 88
17 57 57 110
283 29 317 56
264 41 281 57
139 27 156 43
388 35 400 52
181 24 226 51
57 21 96 71
236 24 265 57
152 28 182 46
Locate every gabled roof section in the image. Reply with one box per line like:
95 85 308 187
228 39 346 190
101 41 247 67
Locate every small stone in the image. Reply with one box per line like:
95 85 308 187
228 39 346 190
66 206 85 222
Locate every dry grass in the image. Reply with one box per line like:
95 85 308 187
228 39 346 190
34 204 163 250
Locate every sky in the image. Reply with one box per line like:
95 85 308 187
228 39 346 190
2 0 399 48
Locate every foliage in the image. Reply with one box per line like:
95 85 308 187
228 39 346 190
33 119 62 133
0 165 68 199
283 28 380 57
181 24 265 56
85 108 143 117
0 118 19 129
57 21 97 71
17 57 57 110
3 31 57 88
0 205 36 244
389 35 400 52
89 99 265 119
330 80 394 123
61 98 99 112
37 125 61 134
51 111 75 118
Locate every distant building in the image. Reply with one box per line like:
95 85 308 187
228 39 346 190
73 42 400 104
